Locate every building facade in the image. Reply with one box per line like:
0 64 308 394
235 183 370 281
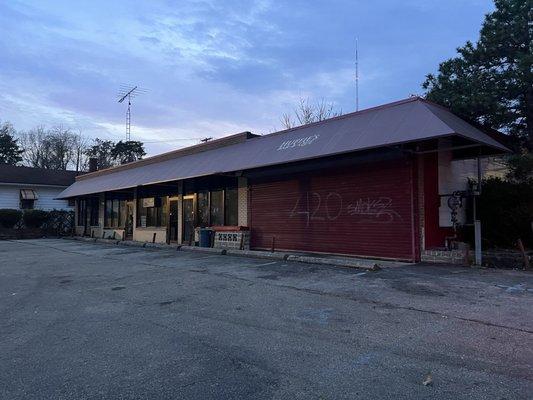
59 98 508 261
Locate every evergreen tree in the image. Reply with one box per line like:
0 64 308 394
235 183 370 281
0 122 23 165
423 0 532 151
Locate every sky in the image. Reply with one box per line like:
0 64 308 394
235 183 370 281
0 0 493 156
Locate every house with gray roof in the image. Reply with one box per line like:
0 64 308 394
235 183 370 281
0 164 77 211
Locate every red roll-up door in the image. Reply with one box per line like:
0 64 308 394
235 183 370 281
249 158 418 261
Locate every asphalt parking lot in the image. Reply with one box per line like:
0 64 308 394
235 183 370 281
1 239 532 399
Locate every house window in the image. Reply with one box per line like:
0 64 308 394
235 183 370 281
137 196 168 227
105 199 126 228
20 199 35 210
20 189 38 210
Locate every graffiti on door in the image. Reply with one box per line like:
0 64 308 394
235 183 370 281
346 197 402 223
289 191 402 227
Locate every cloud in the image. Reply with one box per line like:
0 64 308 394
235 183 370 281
0 0 494 158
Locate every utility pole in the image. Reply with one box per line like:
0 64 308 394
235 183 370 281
474 157 483 265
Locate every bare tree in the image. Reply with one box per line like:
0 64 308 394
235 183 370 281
73 130 90 172
47 125 77 170
19 125 83 170
281 98 342 129
19 126 50 168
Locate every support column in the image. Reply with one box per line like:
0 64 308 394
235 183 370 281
177 182 183 244
237 177 248 227
96 193 105 238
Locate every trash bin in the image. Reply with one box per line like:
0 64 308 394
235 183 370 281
199 228 213 247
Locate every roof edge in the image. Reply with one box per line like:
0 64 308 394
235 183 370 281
420 100 511 153
77 131 258 181
262 96 422 138
76 97 424 182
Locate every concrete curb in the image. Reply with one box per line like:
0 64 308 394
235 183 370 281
70 236 97 243
62 237 381 270
286 255 381 271
95 238 120 245
117 240 146 248
225 249 289 261
180 246 226 255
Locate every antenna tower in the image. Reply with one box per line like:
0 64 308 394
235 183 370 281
355 38 359 111
117 84 147 141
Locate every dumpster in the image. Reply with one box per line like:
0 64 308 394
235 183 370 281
199 228 213 247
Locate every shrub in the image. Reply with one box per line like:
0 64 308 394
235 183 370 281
475 177 533 249
23 210 49 228
0 209 22 228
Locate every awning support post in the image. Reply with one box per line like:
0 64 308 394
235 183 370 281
473 157 482 265
474 220 482 266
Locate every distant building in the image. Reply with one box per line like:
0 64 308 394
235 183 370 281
0 165 78 211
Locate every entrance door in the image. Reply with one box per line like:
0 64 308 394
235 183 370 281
124 201 134 240
169 200 179 242
182 195 196 245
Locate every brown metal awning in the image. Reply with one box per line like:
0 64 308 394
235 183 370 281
20 189 38 200
57 97 510 199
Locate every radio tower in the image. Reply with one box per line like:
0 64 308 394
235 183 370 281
355 38 359 112
117 84 147 141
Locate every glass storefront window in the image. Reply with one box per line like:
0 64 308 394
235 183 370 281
77 199 86 226
105 199 127 228
137 196 168 227
197 190 210 227
89 198 99 226
210 189 224 226
224 187 238 226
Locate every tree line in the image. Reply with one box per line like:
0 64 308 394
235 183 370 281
0 122 146 171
